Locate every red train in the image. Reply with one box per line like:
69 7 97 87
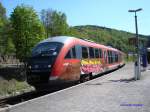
27 36 125 89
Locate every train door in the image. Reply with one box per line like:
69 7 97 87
61 46 80 81
80 46 89 75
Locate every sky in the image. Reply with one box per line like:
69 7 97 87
1 0 150 35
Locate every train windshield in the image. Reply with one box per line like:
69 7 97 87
32 42 63 57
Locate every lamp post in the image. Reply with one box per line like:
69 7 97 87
128 8 142 80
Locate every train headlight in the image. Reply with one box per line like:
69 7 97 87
49 76 58 81
53 52 57 55
48 65 51 68
34 65 39 68
28 65 31 69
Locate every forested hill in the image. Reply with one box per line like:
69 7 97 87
69 25 150 53
1 2 149 61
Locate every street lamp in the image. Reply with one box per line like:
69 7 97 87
128 8 142 80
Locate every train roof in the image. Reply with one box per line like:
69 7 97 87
39 36 75 44
39 36 120 52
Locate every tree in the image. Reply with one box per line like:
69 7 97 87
0 2 8 55
41 9 68 37
0 2 7 26
1 21 15 55
10 5 45 61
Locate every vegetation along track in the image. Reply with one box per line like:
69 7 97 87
0 91 49 108
0 85 71 108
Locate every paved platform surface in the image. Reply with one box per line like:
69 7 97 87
1 63 150 112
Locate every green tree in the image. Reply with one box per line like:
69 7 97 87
41 9 68 37
1 21 15 55
10 5 45 61
0 2 7 26
0 2 8 55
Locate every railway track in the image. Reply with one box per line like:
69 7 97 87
0 83 76 108
0 91 48 108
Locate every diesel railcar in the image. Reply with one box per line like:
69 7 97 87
27 36 125 89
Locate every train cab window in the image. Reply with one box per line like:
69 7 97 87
65 50 71 58
82 47 88 58
95 48 99 58
99 49 103 58
32 42 63 57
89 47 94 58
72 47 76 58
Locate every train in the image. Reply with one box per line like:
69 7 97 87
27 36 125 89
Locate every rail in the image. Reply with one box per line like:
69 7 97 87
0 91 49 108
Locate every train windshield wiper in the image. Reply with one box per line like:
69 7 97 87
32 50 57 57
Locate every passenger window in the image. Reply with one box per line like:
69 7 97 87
108 51 113 64
82 47 88 58
95 48 99 58
89 47 94 58
104 51 107 63
116 54 118 62
118 54 121 61
110 51 113 63
99 49 103 58
115 53 118 62
112 52 115 63
75 45 82 59
107 51 109 63
113 53 115 62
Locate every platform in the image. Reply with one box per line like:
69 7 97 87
1 62 150 112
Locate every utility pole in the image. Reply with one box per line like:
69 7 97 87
128 8 142 80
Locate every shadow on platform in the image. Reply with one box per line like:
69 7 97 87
85 77 136 86
109 77 135 83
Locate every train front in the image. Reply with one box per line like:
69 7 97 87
26 41 63 88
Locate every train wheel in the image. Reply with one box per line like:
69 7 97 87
34 86 50 92
34 86 44 91
80 74 90 83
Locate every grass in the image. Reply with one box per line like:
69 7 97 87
0 66 35 98
0 78 34 98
